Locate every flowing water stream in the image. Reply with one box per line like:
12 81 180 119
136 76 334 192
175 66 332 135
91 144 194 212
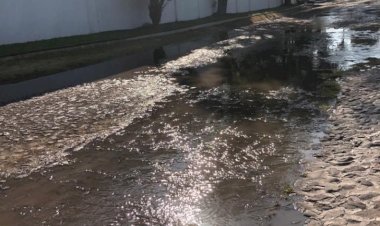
0 3 379 226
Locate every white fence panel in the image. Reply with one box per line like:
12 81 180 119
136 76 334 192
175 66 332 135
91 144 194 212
250 0 256 11
0 0 152 45
92 0 150 31
161 0 177 24
176 0 199 21
273 0 284 7
254 0 270 10
0 0 282 45
237 0 251 13
227 0 238 13
0 0 90 45
198 0 216 18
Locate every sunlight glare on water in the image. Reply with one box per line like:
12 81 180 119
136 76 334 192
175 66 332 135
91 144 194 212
2 5 379 225
0 32 259 179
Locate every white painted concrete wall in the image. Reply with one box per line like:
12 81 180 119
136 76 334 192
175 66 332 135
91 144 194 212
198 0 216 18
269 0 283 8
0 0 91 45
0 0 153 45
91 0 151 31
227 0 237 13
227 0 282 13
0 0 282 45
161 1 177 24
176 0 200 21
251 0 270 11
237 0 251 13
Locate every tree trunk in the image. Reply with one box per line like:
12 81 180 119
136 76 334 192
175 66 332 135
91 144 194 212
284 0 292 5
149 0 165 26
217 0 228 15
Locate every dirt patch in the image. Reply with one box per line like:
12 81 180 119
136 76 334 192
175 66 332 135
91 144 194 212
294 0 380 225
295 68 380 225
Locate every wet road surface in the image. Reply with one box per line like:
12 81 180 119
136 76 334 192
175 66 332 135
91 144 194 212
0 1 379 225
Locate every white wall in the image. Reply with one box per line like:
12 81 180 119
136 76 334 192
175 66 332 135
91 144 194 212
91 0 151 31
227 0 238 13
161 0 177 24
0 0 281 45
252 0 271 11
198 0 216 18
250 0 256 11
237 0 251 13
228 0 281 13
270 0 283 8
0 0 91 45
0 0 153 45
176 0 200 21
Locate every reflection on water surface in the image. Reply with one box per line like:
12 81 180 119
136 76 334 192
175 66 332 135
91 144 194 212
1 5 379 225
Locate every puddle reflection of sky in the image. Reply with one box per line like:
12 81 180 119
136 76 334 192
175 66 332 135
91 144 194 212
323 20 380 70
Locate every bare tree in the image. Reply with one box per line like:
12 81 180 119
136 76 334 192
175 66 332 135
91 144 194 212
217 0 228 15
149 0 170 26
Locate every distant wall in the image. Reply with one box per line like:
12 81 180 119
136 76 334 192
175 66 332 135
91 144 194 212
227 0 282 13
0 0 283 45
0 0 153 45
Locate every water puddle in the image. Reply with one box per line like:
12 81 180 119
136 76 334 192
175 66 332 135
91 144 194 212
309 6 380 70
0 27 264 179
0 32 232 106
1 3 379 226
